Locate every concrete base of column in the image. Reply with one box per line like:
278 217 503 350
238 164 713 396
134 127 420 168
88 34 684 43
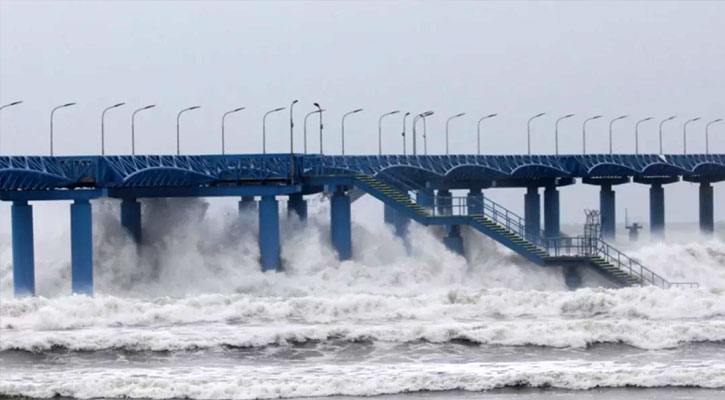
259 196 280 271
71 199 94 296
12 201 35 297
120 198 142 243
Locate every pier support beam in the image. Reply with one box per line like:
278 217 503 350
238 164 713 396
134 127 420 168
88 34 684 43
443 224 464 256
239 195 256 214
524 186 541 238
287 193 307 221
437 189 452 216
544 185 560 239
258 195 280 271
600 184 616 240
650 184 665 239
71 199 94 295
11 201 35 297
331 187 352 260
120 198 142 243
699 182 714 234
467 188 483 216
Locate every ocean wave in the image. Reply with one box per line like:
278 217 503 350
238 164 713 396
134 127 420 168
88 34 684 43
2 361 724 398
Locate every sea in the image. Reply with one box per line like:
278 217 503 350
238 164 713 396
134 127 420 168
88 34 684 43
1 197 724 399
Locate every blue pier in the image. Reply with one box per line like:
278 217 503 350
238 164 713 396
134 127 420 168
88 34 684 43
71 199 94 295
258 195 280 271
11 201 35 297
2 153 722 295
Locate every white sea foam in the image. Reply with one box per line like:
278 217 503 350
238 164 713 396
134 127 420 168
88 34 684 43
2 361 724 399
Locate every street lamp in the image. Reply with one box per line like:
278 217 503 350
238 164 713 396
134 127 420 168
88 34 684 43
554 114 574 155
527 112 546 155
582 115 602 155
683 117 701 155
304 108 324 154
445 112 466 155
0 101 23 154
131 105 156 155
314 102 323 154
659 116 676 155
412 111 433 156
50 102 77 156
634 117 653 155
402 112 411 155
706 118 723 154
378 110 400 155
477 113 497 155
176 106 201 155
262 107 286 154
608 115 628 154
341 108 363 155
101 102 125 155
221 106 245 154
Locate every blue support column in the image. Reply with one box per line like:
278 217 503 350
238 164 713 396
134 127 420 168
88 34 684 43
393 210 410 237
11 201 35 297
331 188 352 260
384 204 395 225
443 225 464 256
650 184 665 239
600 184 616 240
258 195 280 271
239 195 256 214
71 199 94 295
120 198 142 243
544 185 560 239
287 193 307 221
417 188 434 209
437 189 452 216
524 186 541 238
467 188 483 216
699 182 714 234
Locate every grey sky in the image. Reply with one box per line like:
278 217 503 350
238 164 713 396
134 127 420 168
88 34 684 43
0 0 724 228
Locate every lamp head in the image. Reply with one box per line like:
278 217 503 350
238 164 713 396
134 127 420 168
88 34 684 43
274 107 286 112
390 110 400 115
666 116 676 121
404 112 411 116
144 105 156 110
10 101 23 106
313 102 320 108
712 118 723 123
234 107 245 112
423 111 434 117
535 112 546 118
63 102 76 107
641 117 653 122
487 113 498 118
565 114 575 118
189 106 201 111
353 108 363 113
455 112 466 118
113 102 125 108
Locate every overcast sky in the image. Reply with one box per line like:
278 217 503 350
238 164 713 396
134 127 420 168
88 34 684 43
0 0 724 230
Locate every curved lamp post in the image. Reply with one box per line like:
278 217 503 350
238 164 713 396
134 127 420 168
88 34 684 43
304 108 324 154
101 102 125 155
445 112 466 155
634 117 653 155
683 117 701 155
582 115 602 155
50 102 77 156
402 112 411 155
706 118 723 154
378 110 400 155
412 111 434 156
527 112 546 155
0 101 23 153
131 105 156 155
314 102 323 154
608 115 628 154
477 113 497 155
176 106 201 155
341 108 363 155
659 116 676 155
554 114 574 155
221 106 245 154
262 107 286 154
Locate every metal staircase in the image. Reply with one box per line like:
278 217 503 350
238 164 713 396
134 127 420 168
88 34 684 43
351 173 697 289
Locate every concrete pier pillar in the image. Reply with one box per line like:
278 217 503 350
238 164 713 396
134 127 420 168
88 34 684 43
71 199 94 295
238 195 256 214
544 185 560 239
384 204 395 225
120 198 142 243
467 188 483 216
331 188 352 260
437 189 452 216
393 210 410 237
524 186 541 239
600 184 616 240
443 225 464 255
564 266 582 290
650 184 665 239
11 201 35 297
287 193 307 221
699 182 714 234
258 195 280 271
417 188 435 210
